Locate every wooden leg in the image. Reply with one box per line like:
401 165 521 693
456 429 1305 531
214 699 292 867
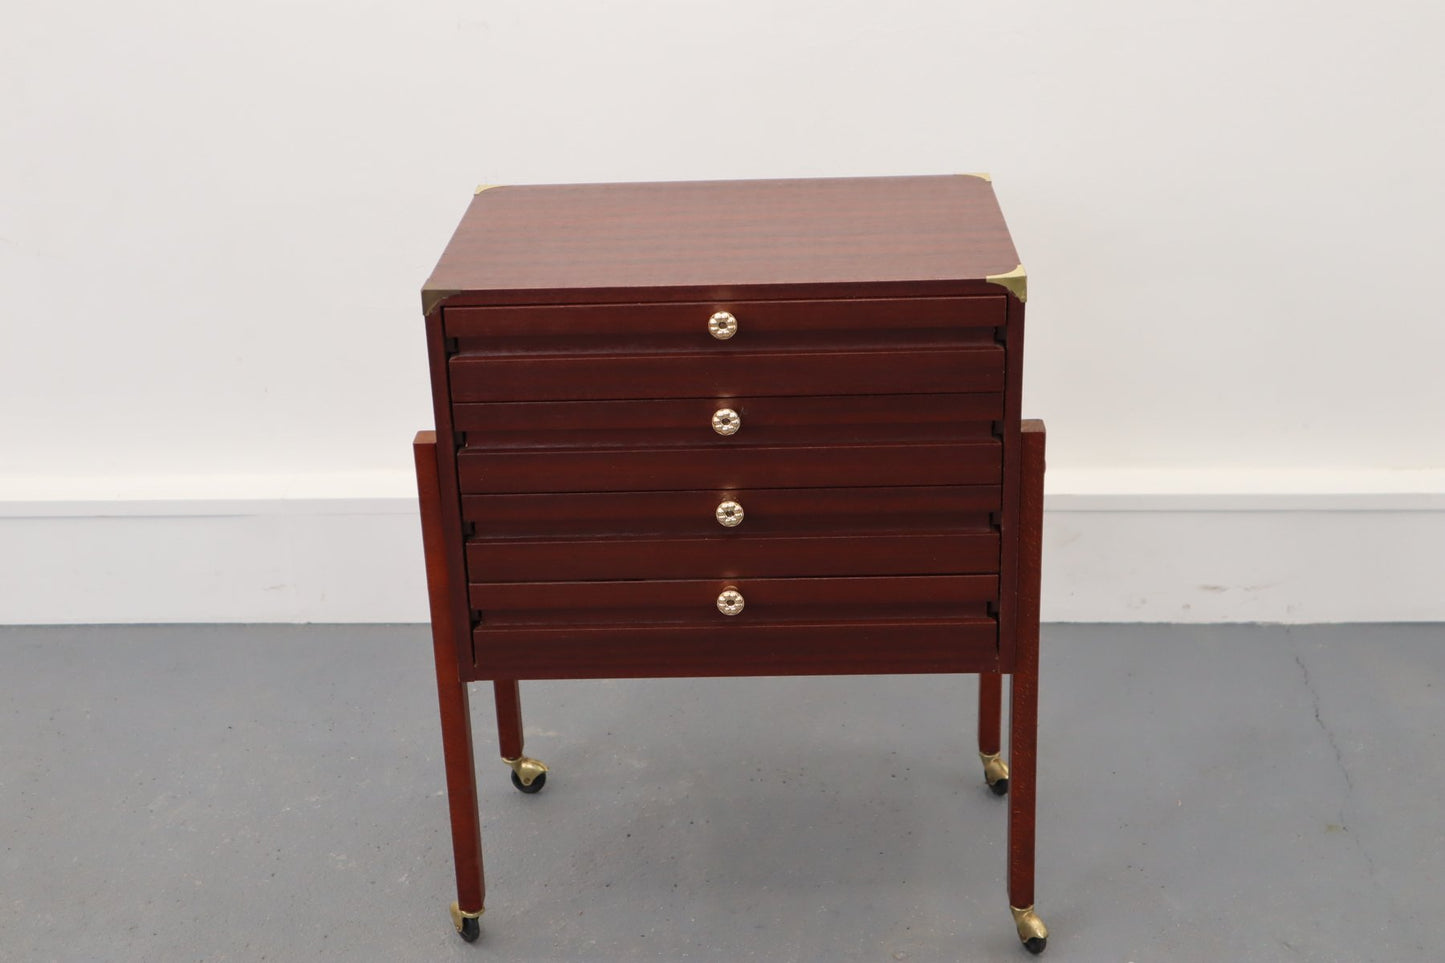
495 679 550 794
978 672 1009 794
1007 420 1048 953
415 432 485 937
436 662 486 922
494 680 524 760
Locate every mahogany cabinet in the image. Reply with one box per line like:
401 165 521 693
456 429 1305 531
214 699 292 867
415 174 1048 953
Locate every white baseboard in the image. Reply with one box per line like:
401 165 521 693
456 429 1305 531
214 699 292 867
0 501 428 625
1042 507 1444 622
2 470 1442 624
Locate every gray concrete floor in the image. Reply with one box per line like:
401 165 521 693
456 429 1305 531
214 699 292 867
1 624 1441 962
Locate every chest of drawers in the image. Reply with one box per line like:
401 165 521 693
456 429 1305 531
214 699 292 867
413 174 1049 953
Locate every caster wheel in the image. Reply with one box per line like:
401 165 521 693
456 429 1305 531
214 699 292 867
511 769 546 794
1011 906 1048 955
450 902 483 942
981 752 1010 796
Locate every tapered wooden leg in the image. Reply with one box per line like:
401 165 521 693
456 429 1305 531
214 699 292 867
1006 662 1038 912
978 671 1009 794
494 680 524 759
437 663 486 926
415 432 485 936
495 680 549 793
1007 420 1048 953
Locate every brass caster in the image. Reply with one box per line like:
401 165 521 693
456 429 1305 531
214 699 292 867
980 751 1010 796
1010 905 1048 955
503 755 549 794
449 901 483 943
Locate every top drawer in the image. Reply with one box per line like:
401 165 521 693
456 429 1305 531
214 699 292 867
445 296 1006 402
442 296 1005 355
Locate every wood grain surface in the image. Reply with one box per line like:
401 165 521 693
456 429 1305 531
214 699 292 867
418 174 1039 941
465 532 1001 582
425 175 1020 307
453 393 1003 450
469 620 1000 681
462 485 1000 539
996 290 1026 667
1008 420 1046 909
443 296 1003 354
471 573 997 621
448 345 1003 402
457 441 1002 494
413 433 485 912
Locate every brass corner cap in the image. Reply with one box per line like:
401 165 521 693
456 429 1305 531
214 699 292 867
421 286 460 318
474 183 500 195
985 264 1027 303
960 171 992 182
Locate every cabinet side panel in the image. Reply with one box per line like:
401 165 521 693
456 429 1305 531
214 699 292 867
997 296 1025 667
426 305 478 671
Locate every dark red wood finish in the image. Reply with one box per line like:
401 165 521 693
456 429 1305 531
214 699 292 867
493 680 524 761
462 486 1000 539
1007 421 1045 909
466 533 1000 582
978 671 1002 758
443 296 1002 354
449 345 1002 402
996 290 1027 668
454 393 1003 450
470 621 999 681
418 174 1041 945
458 441 1001 494
471 574 997 622
424 310 479 671
414 432 485 914
425 176 1020 307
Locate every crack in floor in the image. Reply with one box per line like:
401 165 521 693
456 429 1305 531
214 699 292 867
1290 637 1378 882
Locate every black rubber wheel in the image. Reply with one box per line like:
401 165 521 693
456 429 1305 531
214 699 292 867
989 777 1010 797
1023 935 1046 955
458 917 480 943
511 769 546 794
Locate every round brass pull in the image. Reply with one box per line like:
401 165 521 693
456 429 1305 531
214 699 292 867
715 500 744 528
708 311 738 340
711 408 740 436
717 588 745 616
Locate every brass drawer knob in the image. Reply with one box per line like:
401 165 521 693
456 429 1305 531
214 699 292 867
717 588 745 616
711 407 740 435
715 500 745 527
708 311 738 340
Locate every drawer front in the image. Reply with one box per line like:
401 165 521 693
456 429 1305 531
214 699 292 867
457 441 1001 493
471 575 997 625
443 296 1004 355
471 621 999 679
449 345 1003 402
467 532 999 581
453 392 1003 450
463 485 1001 581
467 576 999 679
443 292 1013 678
462 485 1001 539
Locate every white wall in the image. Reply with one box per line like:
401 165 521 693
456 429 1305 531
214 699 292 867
3 1 1443 623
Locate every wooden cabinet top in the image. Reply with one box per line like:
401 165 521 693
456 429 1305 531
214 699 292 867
423 175 1022 311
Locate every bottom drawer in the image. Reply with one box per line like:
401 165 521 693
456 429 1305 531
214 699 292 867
472 574 996 624
467 575 1000 680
